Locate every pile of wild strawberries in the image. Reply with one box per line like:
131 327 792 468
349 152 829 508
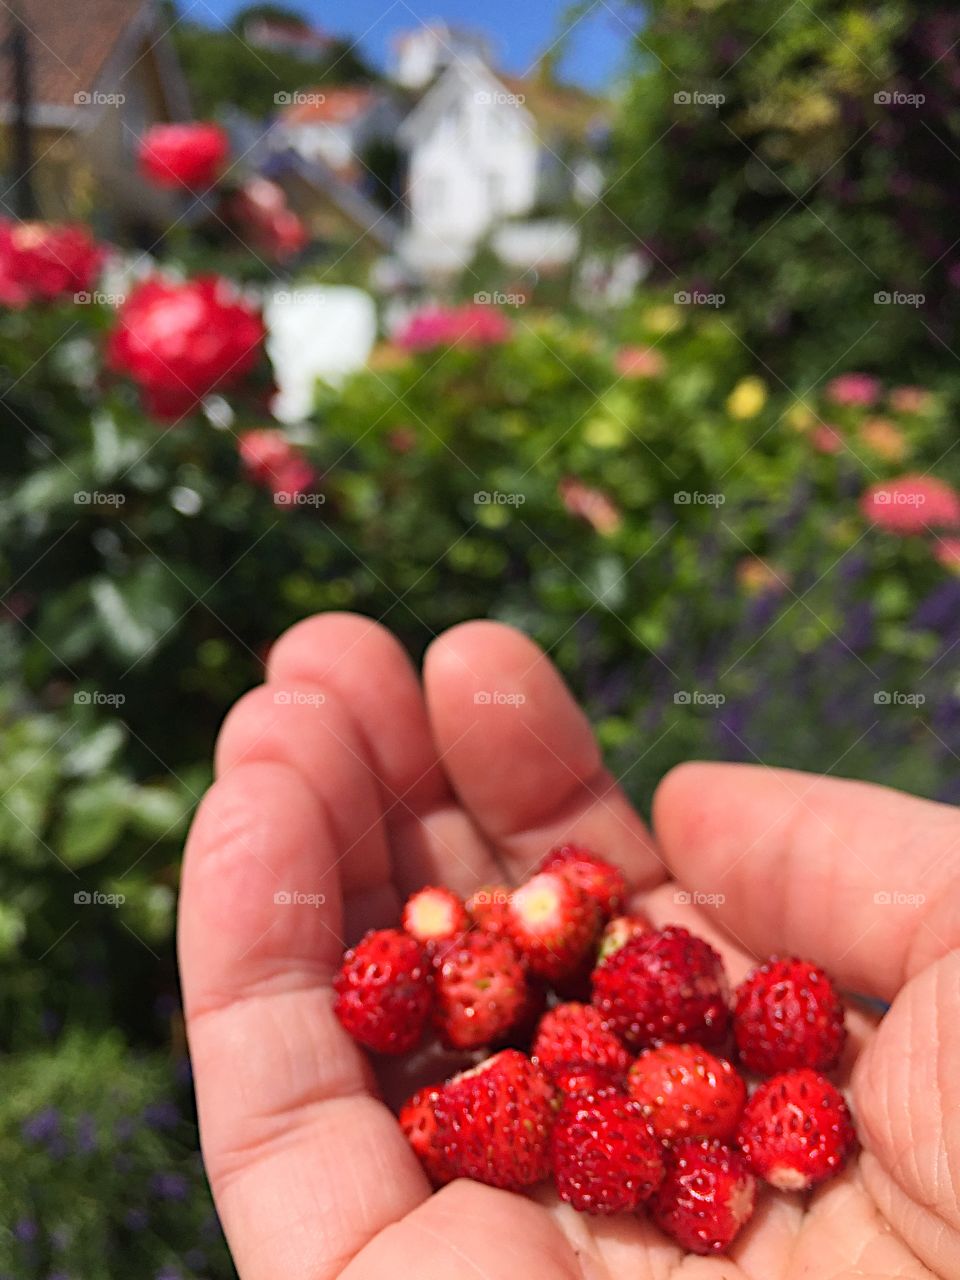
333 845 855 1256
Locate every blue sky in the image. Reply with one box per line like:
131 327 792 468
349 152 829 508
188 0 635 90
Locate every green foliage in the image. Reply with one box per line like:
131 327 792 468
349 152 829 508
605 1 960 383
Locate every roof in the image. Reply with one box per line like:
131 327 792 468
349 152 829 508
280 86 379 127
397 56 535 147
500 73 609 142
0 0 154 110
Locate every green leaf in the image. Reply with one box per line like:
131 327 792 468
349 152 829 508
57 777 132 868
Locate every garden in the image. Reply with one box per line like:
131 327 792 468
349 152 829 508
3 1 960 1276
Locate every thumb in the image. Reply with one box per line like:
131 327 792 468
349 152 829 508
853 951 960 1278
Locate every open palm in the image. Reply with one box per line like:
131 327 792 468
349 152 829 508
179 614 960 1280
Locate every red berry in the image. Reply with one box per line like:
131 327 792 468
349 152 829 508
651 1138 757 1255
539 843 626 918
734 957 846 1075
552 1064 625 1100
628 1044 747 1143
532 1002 630 1080
432 931 527 1050
736 1068 856 1190
551 1093 664 1214
508 871 600 982
465 884 513 933
402 885 469 946
333 928 431 1055
597 914 649 963
399 1084 450 1186
435 1050 555 1192
592 926 730 1049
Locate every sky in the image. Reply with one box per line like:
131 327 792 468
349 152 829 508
187 0 636 91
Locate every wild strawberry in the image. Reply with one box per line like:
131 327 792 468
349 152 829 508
466 884 513 933
651 1138 757 1255
598 914 649 963
333 928 431 1054
399 1084 450 1186
432 931 527 1050
507 871 600 982
532 1002 631 1080
539 843 626 918
627 1043 747 1143
435 1050 555 1192
551 1093 664 1214
552 1064 625 1099
402 885 469 946
592 926 730 1049
733 957 846 1075
736 1068 856 1190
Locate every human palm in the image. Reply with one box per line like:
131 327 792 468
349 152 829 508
179 614 960 1280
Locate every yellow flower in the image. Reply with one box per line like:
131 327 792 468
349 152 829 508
726 377 767 419
786 400 815 432
644 304 682 334
583 417 629 449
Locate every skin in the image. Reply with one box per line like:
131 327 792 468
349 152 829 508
178 613 960 1280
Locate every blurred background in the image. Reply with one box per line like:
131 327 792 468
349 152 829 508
1 0 959 1275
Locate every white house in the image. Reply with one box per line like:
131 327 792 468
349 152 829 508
396 55 540 265
391 23 494 90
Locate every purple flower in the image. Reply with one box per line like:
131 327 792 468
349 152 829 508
142 1101 179 1130
151 1172 189 1201
14 1218 38 1243
75 1113 97 1154
22 1108 60 1145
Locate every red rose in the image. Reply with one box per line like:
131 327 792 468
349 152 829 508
138 123 229 190
0 220 103 307
238 429 315 498
108 277 264 419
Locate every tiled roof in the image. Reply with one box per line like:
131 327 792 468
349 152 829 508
281 86 378 127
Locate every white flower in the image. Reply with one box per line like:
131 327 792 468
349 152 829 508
264 286 377 423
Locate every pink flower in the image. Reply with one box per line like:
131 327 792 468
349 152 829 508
826 373 881 407
811 423 844 454
933 536 960 572
239 428 315 497
889 385 932 414
860 475 960 535
224 179 308 261
558 476 622 536
395 304 511 351
138 123 229 190
614 345 665 379
109 277 264 419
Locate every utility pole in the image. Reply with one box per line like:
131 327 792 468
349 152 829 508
9 0 38 218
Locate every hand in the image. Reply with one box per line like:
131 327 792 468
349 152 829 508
178 614 960 1280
